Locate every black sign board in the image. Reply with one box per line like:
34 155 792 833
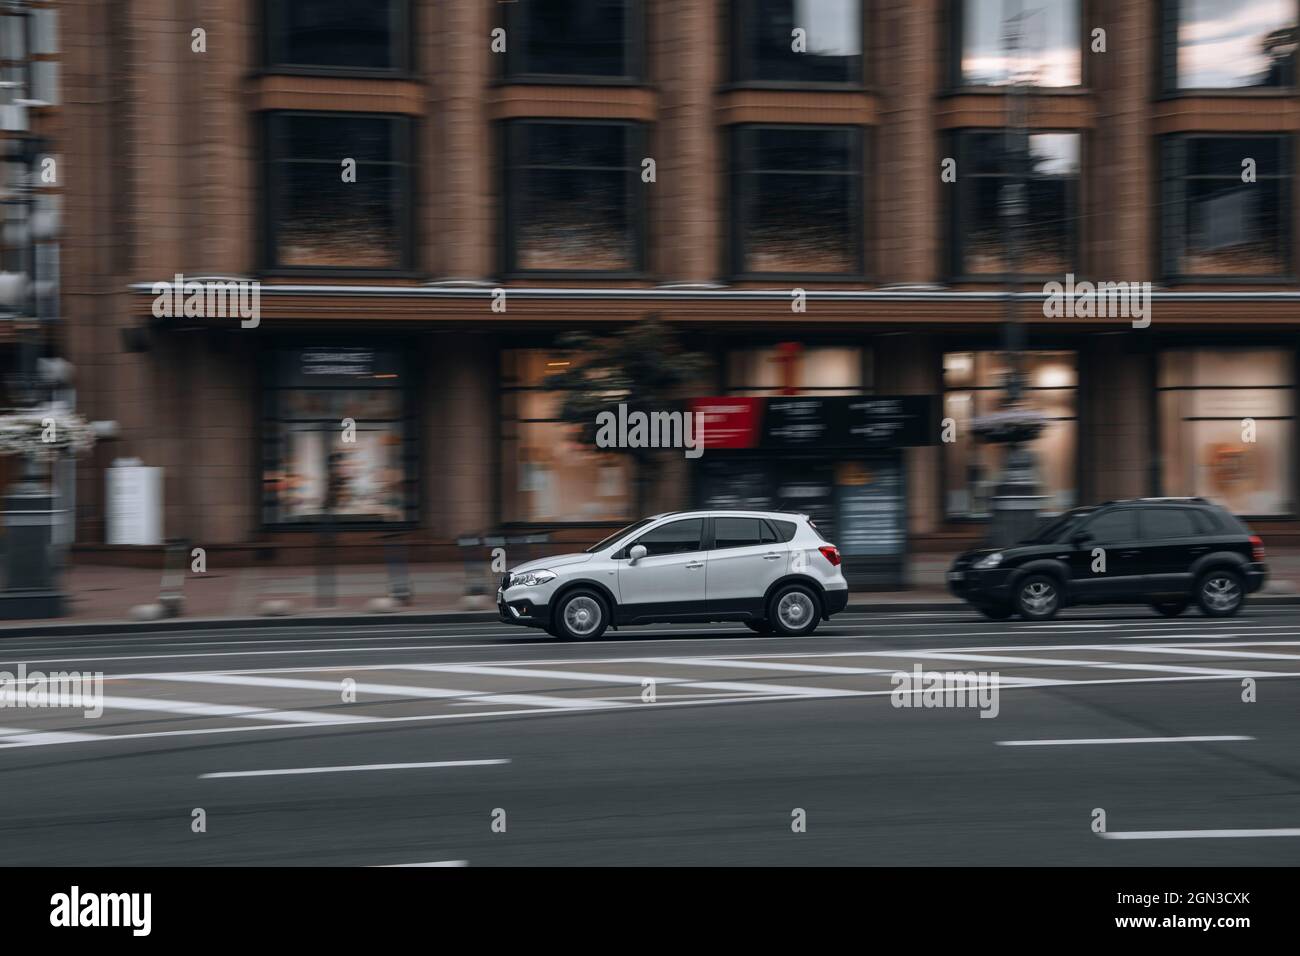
759 395 935 450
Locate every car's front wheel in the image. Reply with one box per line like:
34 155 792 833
1014 574 1061 621
1196 569 1245 617
552 589 609 641
1151 600 1188 617
768 584 821 636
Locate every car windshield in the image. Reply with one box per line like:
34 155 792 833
585 518 655 553
1020 508 1094 544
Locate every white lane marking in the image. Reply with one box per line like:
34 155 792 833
95 694 376 724
376 860 469 867
1101 827 1300 841
641 656 895 676
2 670 1298 751
997 735 1254 747
201 759 509 779
0 726 104 747
147 672 620 711
403 663 859 698
1113 646 1300 662
901 650 1277 678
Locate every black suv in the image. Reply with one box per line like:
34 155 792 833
948 498 1268 621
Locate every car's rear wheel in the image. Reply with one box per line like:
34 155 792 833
1196 569 1245 618
768 584 821 637
1014 574 1061 621
552 589 609 641
745 620 774 634
973 604 1014 620
1151 600 1189 617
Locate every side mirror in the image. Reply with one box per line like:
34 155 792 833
628 544 647 565
1071 531 1092 548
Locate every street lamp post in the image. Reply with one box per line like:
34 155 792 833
985 0 1047 548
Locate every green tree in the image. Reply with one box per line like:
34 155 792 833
543 319 710 516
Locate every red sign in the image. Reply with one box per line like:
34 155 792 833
690 397 764 450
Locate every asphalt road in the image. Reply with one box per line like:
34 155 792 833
1 605 1299 866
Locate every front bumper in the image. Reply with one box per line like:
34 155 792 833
497 591 549 629
947 567 1014 604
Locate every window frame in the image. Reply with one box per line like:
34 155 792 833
261 0 415 78
1159 133 1295 283
729 0 868 90
1158 0 1299 95
728 123 868 281
947 0 1086 91
945 127 1083 282
500 118 648 278
500 0 646 84
260 110 418 277
622 517 707 558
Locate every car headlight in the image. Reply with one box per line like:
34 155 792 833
974 553 1003 570
513 570 557 588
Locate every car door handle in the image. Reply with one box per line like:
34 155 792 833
685 562 704 570
762 553 782 560
1120 551 1140 557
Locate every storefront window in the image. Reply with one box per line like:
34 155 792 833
1159 349 1296 515
943 350 1078 517
501 350 634 522
262 347 416 525
725 346 869 396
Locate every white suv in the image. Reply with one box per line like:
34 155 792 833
497 511 849 640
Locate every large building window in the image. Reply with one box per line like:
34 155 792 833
261 347 416 526
731 126 864 277
1164 0 1297 90
726 346 870 396
943 351 1078 517
265 0 411 72
1161 135 1292 279
1159 348 1296 516
956 0 1081 87
732 0 863 85
264 113 414 272
503 121 645 274
949 130 1079 277
501 350 634 523
503 0 641 79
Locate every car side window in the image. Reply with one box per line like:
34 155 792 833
769 519 797 542
713 517 764 550
1143 508 1198 539
631 518 704 557
759 520 779 544
1083 509 1138 544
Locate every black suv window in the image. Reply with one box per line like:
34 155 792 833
1083 509 1139 544
769 519 798 542
714 517 764 549
1143 508 1199 539
632 518 703 556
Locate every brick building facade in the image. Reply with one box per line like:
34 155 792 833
43 0 1300 570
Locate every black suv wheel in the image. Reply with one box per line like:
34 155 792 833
552 588 609 640
1014 574 1061 621
1196 569 1245 617
768 584 821 636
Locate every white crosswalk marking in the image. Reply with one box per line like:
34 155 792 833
404 663 860 698
148 671 621 711
97 694 376 724
898 650 1277 678
0 726 103 748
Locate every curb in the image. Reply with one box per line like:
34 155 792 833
0 594 1298 638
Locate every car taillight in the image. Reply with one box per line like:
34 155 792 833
818 545 841 567
1250 535 1265 562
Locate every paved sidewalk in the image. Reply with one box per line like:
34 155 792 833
2 549 1296 631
